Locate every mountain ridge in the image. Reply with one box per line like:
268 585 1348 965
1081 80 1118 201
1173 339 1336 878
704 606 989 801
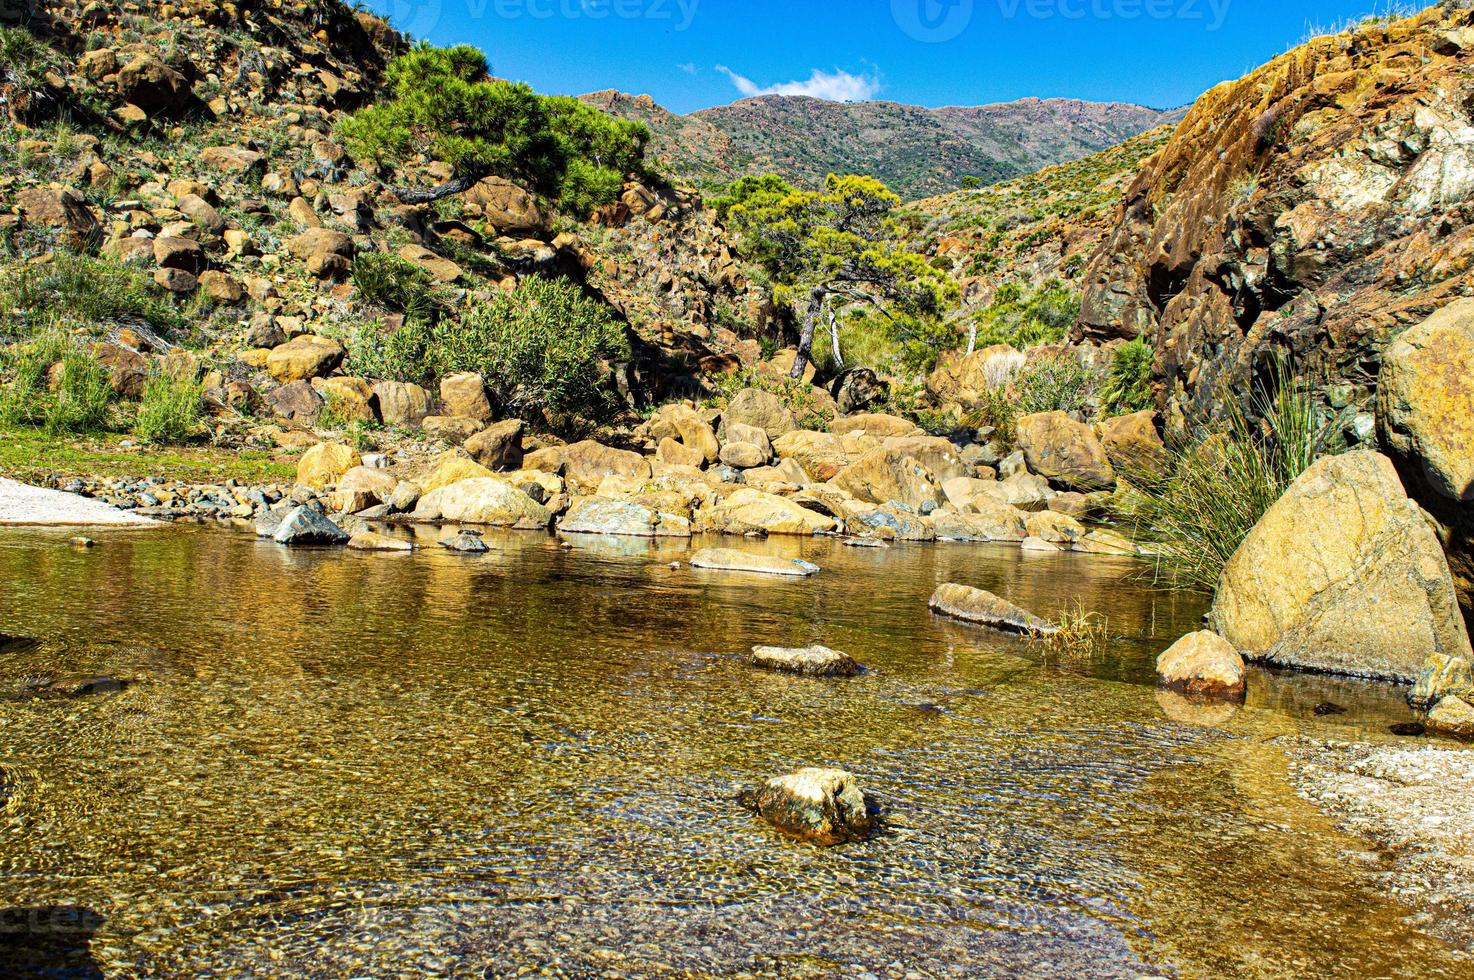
581 90 1184 199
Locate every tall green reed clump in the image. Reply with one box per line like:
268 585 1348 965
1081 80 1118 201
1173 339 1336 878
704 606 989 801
1124 361 1341 593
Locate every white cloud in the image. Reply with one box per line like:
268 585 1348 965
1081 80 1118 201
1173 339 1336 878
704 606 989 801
677 62 698 75
714 66 882 102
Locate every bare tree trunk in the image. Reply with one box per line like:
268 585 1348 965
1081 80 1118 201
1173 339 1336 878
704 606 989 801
393 173 482 204
827 304 844 371
789 288 825 380
966 317 978 356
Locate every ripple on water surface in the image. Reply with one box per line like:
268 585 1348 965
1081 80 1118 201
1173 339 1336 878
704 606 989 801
0 525 1467 977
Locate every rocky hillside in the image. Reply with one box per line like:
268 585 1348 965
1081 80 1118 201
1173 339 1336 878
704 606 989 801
907 124 1177 315
587 91 1181 199
0 0 776 434
1075 3 1474 439
1071 2 1474 621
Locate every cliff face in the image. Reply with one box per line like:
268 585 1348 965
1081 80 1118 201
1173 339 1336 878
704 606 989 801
1076 3 1474 438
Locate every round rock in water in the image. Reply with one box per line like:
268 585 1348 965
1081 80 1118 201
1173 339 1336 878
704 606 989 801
272 506 349 546
749 644 860 678
740 767 876 846
1155 630 1247 702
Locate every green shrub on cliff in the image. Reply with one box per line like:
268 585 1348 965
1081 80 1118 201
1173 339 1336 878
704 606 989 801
0 254 187 337
346 276 629 432
1100 337 1154 416
965 280 1078 351
133 371 203 444
444 277 629 428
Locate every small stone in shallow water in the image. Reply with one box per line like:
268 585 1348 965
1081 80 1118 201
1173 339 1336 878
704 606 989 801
1426 696 1474 739
749 645 860 678
441 530 489 554
272 506 349 546
1155 631 1246 702
927 583 1053 634
1390 722 1427 737
69 536 95 548
739 767 876 846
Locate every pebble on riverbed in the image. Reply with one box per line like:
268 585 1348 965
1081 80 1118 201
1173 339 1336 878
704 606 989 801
749 645 861 678
739 767 877 846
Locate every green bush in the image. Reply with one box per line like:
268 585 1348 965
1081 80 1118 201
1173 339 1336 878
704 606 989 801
966 280 1080 351
337 44 647 216
1100 337 1154 416
0 26 73 123
1015 352 1102 416
1123 363 1342 592
133 371 203 444
0 329 113 435
345 315 438 386
444 277 629 428
351 252 435 317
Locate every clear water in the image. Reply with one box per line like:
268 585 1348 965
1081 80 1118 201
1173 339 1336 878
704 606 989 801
0 524 1465 977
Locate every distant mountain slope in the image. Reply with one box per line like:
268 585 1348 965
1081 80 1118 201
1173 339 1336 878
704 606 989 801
908 123 1178 303
583 91 1182 199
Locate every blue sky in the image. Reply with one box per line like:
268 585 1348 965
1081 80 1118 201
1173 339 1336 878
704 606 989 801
362 0 1415 113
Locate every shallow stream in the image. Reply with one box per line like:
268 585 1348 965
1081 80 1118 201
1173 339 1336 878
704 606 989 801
0 525 1465 977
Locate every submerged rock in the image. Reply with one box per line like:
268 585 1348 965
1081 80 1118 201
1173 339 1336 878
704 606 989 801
688 548 820 577
272 506 349 546
927 583 1054 634
347 531 413 552
749 645 859 678
739 767 876 846
1155 631 1246 702
30 675 128 697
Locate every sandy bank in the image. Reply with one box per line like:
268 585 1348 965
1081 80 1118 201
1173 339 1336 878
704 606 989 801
0 477 156 527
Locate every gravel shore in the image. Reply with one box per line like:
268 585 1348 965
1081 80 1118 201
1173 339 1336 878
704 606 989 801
1290 737 1474 953
0 477 157 526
